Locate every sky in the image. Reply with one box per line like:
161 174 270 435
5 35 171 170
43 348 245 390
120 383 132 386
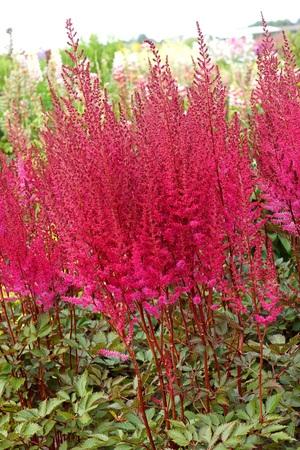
0 0 300 51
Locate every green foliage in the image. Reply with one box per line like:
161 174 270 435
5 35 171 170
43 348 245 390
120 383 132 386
288 30 300 68
0 297 299 448
0 302 150 449
0 60 48 154
80 34 123 86
0 55 13 92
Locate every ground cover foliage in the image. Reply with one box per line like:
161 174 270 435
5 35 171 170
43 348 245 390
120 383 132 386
0 18 300 450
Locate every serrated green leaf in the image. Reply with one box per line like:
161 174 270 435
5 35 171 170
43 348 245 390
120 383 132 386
23 422 43 437
92 434 109 441
56 410 75 421
236 410 249 421
9 376 25 392
57 390 70 401
246 399 258 418
38 398 65 418
75 370 88 397
199 425 212 443
79 412 92 425
39 399 48 418
266 393 282 414
271 431 295 442
14 409 39 422
44 419 56 435
46 398 65 415
210 422 235 448
167 429 190 447
221 421 237 442
169 419 186 429
74 437 107 449
262 424 286 434
234 423 253 436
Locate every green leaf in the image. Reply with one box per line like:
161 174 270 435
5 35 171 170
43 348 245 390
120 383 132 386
246 399 258 418
0 362 12 377
59 443 68 450
37 313 52 338
79 412 92 425
169 419 186 429
74 437 108 449
47 398 65 415
278 235 291 254
44 419 56 435
56 410 75 421
262 424 286 434
126 413 143 428
236 410 250 421
271 432 295 442
210 422 236 448
145 407 155 421
199 425 212 443
167 429 190 447
23 422 43 437
39 399 48 418
84 392 106 412
14 409 39 422
266 393 282 414
0 440 14 449
214 444 227 450
38 397 65 418
221 421 237 442
234 423 253 437
57 390 70 401
269 334 286 345
92 434 109 441
9 377 25 392
115 446 133 450
75 370 89 397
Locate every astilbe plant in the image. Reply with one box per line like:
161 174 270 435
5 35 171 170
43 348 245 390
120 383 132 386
0 19 292 449
251 20 300 277
0 125 67 314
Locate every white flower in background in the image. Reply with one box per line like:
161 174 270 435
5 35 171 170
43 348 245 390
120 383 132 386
127 52 139 66
206 36 255 63
113 51 125 72
15 52 42 81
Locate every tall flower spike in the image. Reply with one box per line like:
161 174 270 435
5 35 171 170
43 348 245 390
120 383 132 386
251 20 300 236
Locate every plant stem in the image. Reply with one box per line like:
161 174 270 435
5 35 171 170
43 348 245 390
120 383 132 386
126 343 156 450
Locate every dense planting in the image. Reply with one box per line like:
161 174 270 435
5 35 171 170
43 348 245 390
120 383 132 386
0 19 300 449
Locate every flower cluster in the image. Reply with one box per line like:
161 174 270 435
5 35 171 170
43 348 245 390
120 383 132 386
252 21 300 237
0 20 288 337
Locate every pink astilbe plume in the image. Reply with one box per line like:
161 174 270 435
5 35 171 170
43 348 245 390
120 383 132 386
185 26 281 321
98 349 129 361
0 139 67 309
252 18 300 236
33 20 139 335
